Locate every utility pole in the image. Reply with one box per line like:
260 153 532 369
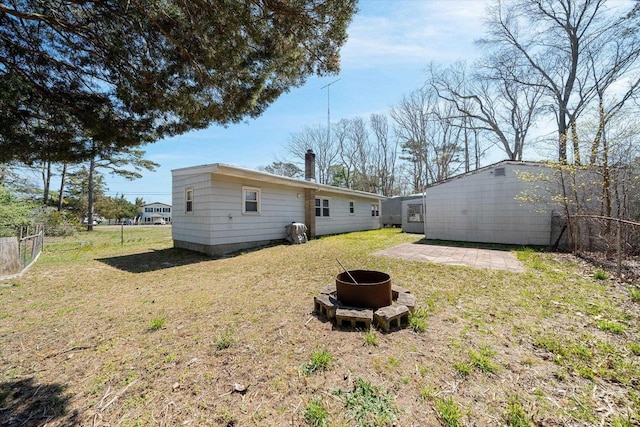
320 79 341 145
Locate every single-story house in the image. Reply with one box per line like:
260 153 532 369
140 202 172 224
401 161 563 247
171 150 385 256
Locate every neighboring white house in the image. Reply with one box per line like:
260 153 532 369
140 202 172 224
401 161 563 247
171 150 385 256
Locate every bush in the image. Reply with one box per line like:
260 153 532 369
35 208 77 237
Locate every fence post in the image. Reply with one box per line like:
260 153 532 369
616 219 622 278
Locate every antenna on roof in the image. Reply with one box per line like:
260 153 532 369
321 79 341 146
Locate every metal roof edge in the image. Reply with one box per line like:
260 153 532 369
425 159 553 189
172 163 385 200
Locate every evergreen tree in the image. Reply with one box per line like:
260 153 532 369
0 1 356 163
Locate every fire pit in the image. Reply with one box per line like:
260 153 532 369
336 270 392 309
313 270 416 332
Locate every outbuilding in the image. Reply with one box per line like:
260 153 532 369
402 161 563 247
171 150 385 256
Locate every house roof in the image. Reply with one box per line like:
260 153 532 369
172 163 386 200
141 202 172 207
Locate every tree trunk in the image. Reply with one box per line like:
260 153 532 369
87 151 95 232
57 163 67 211
42 160 52 206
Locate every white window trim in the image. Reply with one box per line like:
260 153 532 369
315 197 331 218
185 188 193 213
349 200 355 216
242 186 261 215
371 203 380 217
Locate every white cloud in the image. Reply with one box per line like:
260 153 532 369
341 0 491 68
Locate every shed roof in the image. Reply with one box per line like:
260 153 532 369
424 160 553 189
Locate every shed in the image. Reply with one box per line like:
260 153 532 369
405 161 561 246
381 195 423 228
171 150 385 256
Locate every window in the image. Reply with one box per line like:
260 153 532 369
494 167 506 177
185 188 193 213
371 203 380 217
315 197 330 217
407 204 423 223
349 200 355 215
242 186 260 214
144 207 153 213
163 207 171 213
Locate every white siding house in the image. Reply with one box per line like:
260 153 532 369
402 161 561 246
140 202 172 224
171 160 384 256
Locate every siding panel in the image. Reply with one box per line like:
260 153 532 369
172 165 383 255
420 163 557 246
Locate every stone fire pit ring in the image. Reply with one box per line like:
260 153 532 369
313 270 416 332
336 269 392 310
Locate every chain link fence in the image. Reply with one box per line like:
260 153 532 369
568 215 640 279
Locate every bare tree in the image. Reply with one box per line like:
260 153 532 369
425 98 466 182
391 85 470 190
430 60 542 162
478 0 640 164
370 113 399 195
390 88 431 192
346 117 373 192
333 119 357 188
286 124 340 185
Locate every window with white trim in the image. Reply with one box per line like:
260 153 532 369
315 197 330 217
371 203 380 217
242 186 261 214
349 200 355 215
185 188 193 213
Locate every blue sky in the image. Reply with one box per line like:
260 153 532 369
103 0 492 205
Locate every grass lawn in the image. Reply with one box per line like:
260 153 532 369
1 227 639 426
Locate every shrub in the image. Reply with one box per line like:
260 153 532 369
35 208 77 237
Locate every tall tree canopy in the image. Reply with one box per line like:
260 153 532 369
0 0 357 163
478 0 640 164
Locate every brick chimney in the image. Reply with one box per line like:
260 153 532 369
304 149 316 239
305 149 316 182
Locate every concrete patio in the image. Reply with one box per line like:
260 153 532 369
373 242 525 273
